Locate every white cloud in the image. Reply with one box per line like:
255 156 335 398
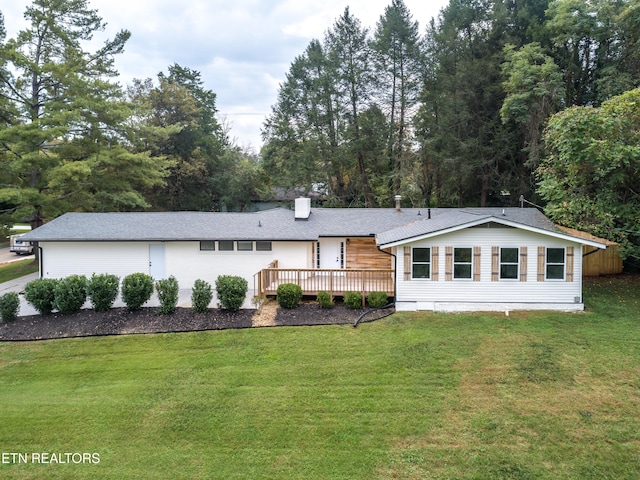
2 0 449 150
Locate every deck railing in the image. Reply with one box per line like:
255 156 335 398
254 268 395 298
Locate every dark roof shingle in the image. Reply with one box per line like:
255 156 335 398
21 206 574 245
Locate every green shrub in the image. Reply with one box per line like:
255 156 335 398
156 276 179 314
54 275 88 314
277 283 303 309
121 273 154 311
0 292 20 323
367 291 389 308
192 279 213 313
87 273 120 312
344 291 363 309
215 275 248 312
317 290 334 309
24 278 58 315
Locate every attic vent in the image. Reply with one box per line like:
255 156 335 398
395 195 402 212
295 197 311 220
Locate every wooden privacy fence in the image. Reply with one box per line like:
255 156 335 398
254 268 395 298
557 226 623 276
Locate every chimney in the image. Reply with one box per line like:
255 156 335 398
295 197 311 220
394 195 402 212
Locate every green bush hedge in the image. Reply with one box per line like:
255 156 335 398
24 278 59 315
156 276 179 314
0 292 20 323
54 275 88 314
87 273 120 312
277 283 303 309
344 291 363 309
121 273 154 311
367 291 389 308
215 275 248 312
192 279 213 313
317 290 334 309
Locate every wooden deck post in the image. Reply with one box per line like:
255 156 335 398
329 273 333 298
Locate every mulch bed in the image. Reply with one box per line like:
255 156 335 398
274 303 395 327
0 302 395 341
0 307 254 341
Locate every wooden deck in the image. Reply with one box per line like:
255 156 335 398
255 267 395 298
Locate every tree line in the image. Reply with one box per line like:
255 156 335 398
262 0 639 259
0 0 264 232
0 0 638 259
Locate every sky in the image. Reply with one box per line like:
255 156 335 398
2 0 449 151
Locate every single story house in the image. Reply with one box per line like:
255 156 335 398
22 198 607 312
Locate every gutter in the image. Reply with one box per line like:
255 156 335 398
374 239 397 306
583 249 600 258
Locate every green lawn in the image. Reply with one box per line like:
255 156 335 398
0 259 38 284
1 275 639 479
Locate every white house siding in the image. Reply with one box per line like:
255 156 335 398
39 240 310 292
40 242 149 279
164 241 310 289
394 227 585 312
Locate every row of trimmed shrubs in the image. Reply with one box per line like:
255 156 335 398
0 276 388 322
0 273 250 323
276 283 389 310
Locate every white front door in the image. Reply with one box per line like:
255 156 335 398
149 244 166 279
318 238 345 270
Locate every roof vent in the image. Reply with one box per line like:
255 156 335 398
395 195 402 212
295 197 311 220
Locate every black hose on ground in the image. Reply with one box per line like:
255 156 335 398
353 303 395 328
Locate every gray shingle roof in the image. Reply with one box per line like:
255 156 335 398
376 207 558 246
21 206 576 245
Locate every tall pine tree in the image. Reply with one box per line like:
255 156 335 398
0 0 171 226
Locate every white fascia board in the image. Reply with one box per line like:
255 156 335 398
488 217 609 249
377 215 608 249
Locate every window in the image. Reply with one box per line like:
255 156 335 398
546 248 565 280
199 241 215 251
500 248 519 280
412 247 431 279
219 240 234 251
237 241 253 251
454 248 472 279
256 241 272 251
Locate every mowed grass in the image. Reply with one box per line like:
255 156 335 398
0 275 639 479
0 259 38 284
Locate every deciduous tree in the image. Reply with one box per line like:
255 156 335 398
539 88 640 259
501 42 563 167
